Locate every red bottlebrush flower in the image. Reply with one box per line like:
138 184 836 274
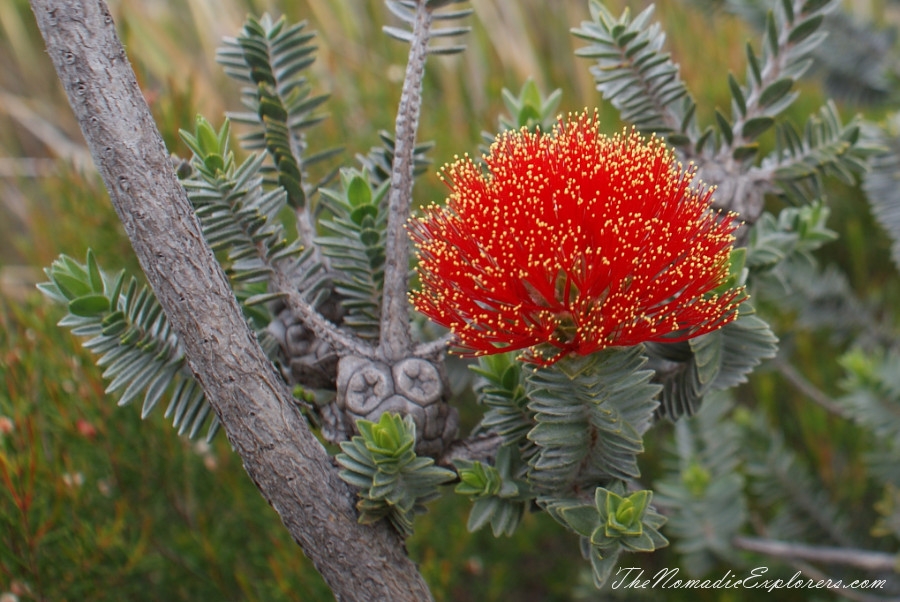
408 111 746 365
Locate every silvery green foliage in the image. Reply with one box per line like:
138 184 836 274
544 484 668 588
36 121 310 438
38 252 216 440
454 445 533 537
40 17 333 442
647 249 778 420
527 348 660 491
471 353 535 457
739 201 889 344
573 2 695 143
838 348 900 445
740 409 856 547
573 0 878 209
356 131 434 188
807 11 896 106
479 78 563 153
383 0 473 55
654 392 746 576
335 413 455 537
179 116 317 294
707 0 898 106
317 169 389 340
765 101 876 204
648 310 778 420
864 117 900 273
217 14 338 208
466 348 672 582
745 202 837 279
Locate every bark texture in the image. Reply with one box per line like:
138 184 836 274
28 1 433 599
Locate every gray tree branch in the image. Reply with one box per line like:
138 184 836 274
733 535 899 572
28 1 432 599
380 0 433 362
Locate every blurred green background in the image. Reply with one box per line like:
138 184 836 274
1 0 898 600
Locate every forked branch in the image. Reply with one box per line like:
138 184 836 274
28 1 431 599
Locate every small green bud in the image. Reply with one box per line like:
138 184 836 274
682 462 712 497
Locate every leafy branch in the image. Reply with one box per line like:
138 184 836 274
336 412 455 537
180 116 314 293
654 392 747 576
217 14 337 218
470 352 535 455
38 251 216 440
317 169 390 340
759 101 878 204
716 0 838 162
454 445 533 537
526 347 659 493
544 484 668 587
573 2 696 152
574 0 878 223
648 308 778 420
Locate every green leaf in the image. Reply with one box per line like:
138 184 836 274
621 530 656 552
52 271 92 300
727 73 746 117
68 294 112 317
86 249 104 293
465 498 497 532
746 43 762 86
765 11 779 56
732 144 759 161
101 312 127 336
787 15 824 45
243 292 286 306
558 504 599 538
742 116 774 141
197 116 221 156
588 548 622 588
780 0 795 24
715 110 733 146
758 78 793 108
695 127 714 154
107 271 125 312
347 174 372 207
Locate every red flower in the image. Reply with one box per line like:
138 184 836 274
409 111 745 365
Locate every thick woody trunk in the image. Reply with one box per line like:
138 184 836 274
28 1 433 599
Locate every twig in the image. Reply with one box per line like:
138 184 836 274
777 361 850 418
379 0 433 362
270 268 377 359
733 535 899 572
413 331 453 359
